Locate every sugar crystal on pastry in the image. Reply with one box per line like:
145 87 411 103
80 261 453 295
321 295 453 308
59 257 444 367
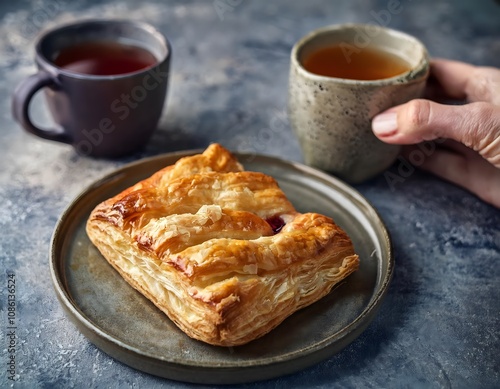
86 143 359 346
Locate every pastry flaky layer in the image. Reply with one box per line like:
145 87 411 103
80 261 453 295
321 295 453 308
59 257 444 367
86 143 360 346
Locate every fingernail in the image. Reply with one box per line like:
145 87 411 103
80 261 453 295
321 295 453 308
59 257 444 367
372 112 398 137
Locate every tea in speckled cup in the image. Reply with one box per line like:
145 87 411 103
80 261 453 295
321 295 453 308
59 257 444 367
288 24 429 183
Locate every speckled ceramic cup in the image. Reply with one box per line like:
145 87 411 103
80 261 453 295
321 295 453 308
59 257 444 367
288 24 429 183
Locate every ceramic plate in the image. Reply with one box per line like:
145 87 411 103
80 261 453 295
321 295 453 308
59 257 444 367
50 150 393 384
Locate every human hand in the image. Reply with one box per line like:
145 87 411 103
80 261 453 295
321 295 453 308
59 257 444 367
371 59 500 208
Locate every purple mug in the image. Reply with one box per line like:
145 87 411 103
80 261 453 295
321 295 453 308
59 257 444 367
12 19 171 158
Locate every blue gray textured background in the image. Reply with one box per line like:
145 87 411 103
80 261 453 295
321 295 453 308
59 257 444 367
0 0 499 388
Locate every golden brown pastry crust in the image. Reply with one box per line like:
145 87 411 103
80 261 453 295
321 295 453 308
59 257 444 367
86 143 359 346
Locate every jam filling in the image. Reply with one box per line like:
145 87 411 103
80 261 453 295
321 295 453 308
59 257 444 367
266 216 286 234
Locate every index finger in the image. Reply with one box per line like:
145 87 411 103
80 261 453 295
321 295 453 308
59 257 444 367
430 59 500 105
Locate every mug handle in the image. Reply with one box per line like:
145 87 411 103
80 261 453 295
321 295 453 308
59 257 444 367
12 70 71 144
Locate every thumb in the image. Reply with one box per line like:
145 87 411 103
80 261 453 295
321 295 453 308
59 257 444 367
372 99 500 167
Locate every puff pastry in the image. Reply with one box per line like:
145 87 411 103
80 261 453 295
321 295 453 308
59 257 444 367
86 144 359 346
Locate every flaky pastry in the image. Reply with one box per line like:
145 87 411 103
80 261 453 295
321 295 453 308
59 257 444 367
86 144 359 346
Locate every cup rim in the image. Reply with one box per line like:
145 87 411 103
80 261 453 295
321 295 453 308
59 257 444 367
35 18 171 80
291 23 429 85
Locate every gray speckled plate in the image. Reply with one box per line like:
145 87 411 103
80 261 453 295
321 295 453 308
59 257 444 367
50 151 393 385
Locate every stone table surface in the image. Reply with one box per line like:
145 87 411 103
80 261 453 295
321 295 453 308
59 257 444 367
0 0 499 388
